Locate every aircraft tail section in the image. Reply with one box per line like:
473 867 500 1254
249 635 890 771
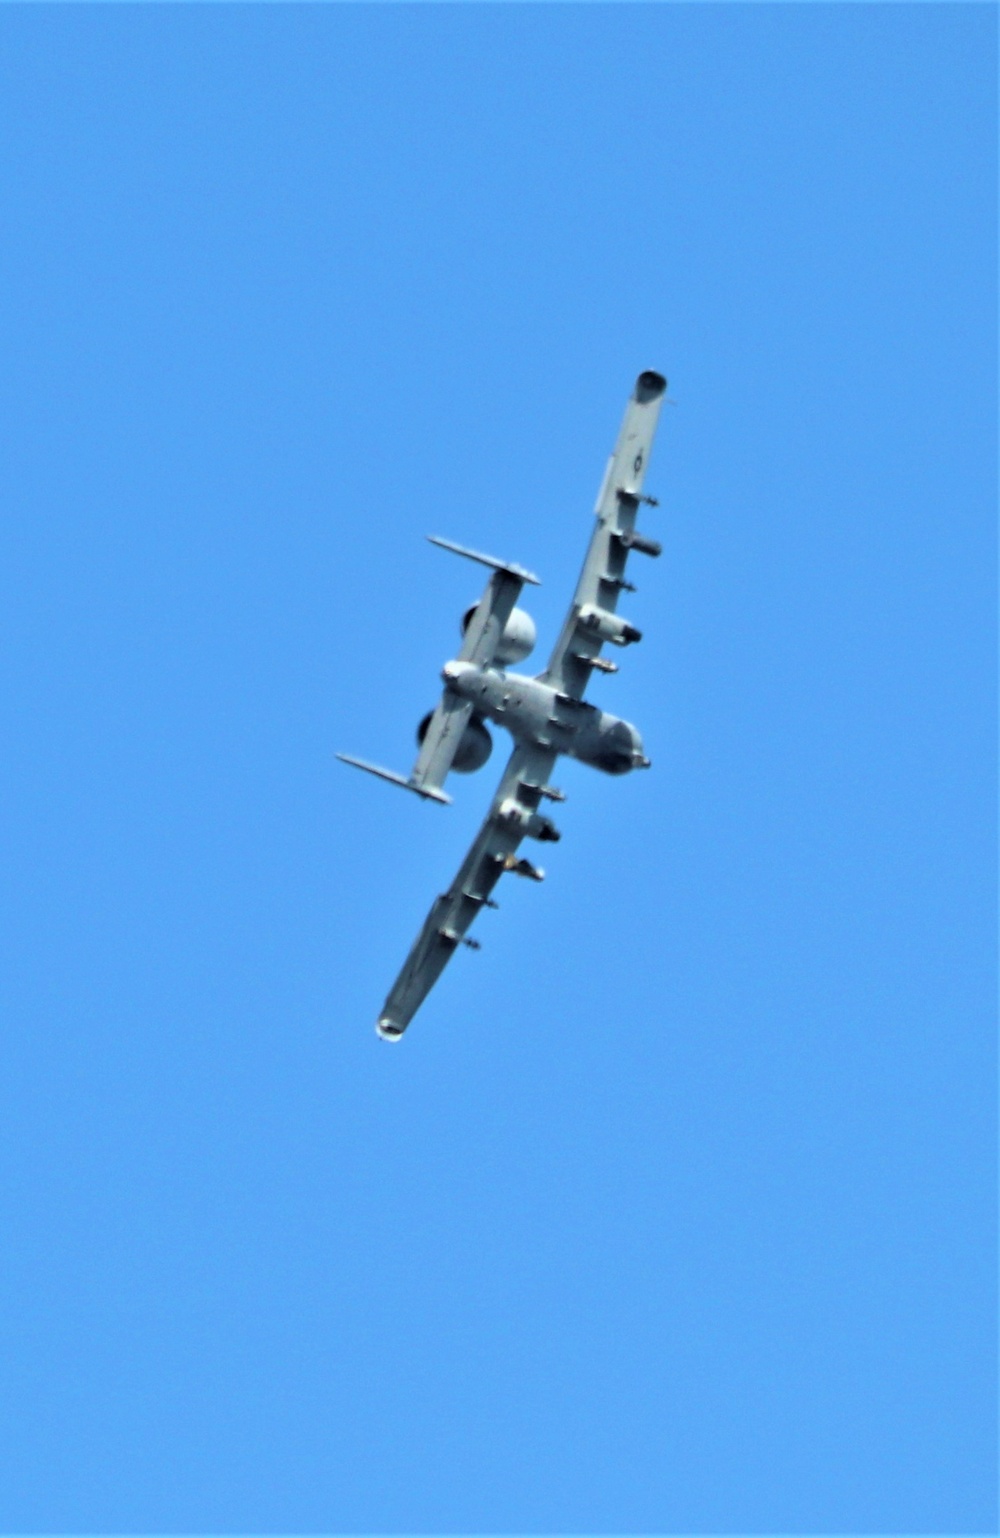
339 541 539 805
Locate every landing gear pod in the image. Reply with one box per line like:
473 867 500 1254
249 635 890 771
497 797 561 842
577 603 642 647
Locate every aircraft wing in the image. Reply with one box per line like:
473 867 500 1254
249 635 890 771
376 740 560 1039
542 370 668 700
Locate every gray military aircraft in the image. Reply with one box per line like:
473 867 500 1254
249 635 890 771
339 369 668 1039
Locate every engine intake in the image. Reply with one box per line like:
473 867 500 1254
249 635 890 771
416 709 493 773
461 602 537 665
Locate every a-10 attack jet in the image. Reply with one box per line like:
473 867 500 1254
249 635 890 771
339 369 668 1039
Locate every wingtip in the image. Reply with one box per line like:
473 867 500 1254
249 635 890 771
426 535 540 588
636 370 667 401
419 784 453 805
336 753 451 804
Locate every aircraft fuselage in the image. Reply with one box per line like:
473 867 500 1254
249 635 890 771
442 659 648 776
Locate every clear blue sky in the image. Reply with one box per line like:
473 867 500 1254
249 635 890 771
0 5 995 1532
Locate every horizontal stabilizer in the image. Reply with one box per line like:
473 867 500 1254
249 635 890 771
336 753 451 804
427 535 540 587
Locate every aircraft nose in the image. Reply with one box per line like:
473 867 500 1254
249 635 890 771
624 725 651 770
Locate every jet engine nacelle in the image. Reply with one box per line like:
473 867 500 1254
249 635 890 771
416 709 493 774
460 602 537 666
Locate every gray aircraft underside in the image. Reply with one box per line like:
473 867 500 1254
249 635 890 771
339 369 668 1039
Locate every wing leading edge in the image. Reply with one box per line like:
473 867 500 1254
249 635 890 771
543 369 667 700
376 741 560 1039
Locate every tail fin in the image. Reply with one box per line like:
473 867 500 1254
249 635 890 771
338 538 538 804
